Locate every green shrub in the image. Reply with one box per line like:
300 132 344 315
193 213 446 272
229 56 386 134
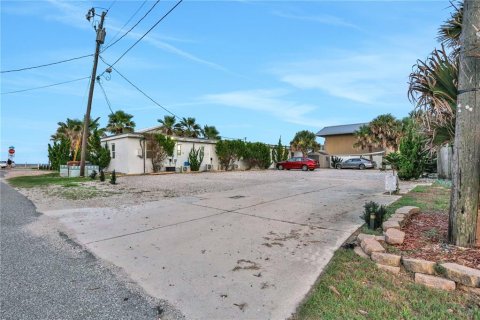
99 169 105 182
89 170 97 180
362 201 387 229
331 156 343 168
215 139 245 170
271 137 289 164
88 129 111 170
188 144 204 171
110 170 116 185
397 121 428 180
244 142 271 169
48 138 71 171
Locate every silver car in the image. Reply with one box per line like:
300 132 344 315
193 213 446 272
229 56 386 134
337 158 375 170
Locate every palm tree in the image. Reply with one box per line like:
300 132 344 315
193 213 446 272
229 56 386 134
369 114 403 152
203 125 220 140
157 115 176 135
437 1 463 52
51 118 83 160
290 130 320 157
106 110 136 135
353 124 376 160
408 48 458 149
174 117 202 138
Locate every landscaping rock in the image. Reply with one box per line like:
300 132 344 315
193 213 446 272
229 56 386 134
390 213 406 220
395 206 420 217
384 228 405 245
371 252 401 267
356 233 375 245
402 258 436 275
376 264 400 274
361 238 385 255
353 246 370 259
375 235 385 242
387 217 405 227
382 220 400 231
441 263 480 287
458 284 480 295
415 273 456 291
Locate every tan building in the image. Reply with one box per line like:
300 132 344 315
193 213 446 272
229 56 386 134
316 123 385 165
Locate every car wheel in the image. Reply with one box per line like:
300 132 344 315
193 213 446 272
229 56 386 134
336 164 342 169
359 164 365 170
302 165 308 171
278 164 284 170
309 168 315 171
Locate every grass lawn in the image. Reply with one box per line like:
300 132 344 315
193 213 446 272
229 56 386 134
7 173 88 188
295 249 480 320
295 182 480 319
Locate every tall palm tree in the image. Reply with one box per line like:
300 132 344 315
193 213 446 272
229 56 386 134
51 118 83 160
290 130 320 157
174 117 202 138
369 114 402 152
157 115 176 135
106 110 136 135
437 1 463 52
203 125 220 140
408 48 458 149
353 124 376 160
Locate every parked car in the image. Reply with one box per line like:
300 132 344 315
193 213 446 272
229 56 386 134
337 158 376 170
276 157 318 171
0 161 7 169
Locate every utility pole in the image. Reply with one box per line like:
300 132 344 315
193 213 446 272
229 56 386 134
80 9 107 177
449 0 480 247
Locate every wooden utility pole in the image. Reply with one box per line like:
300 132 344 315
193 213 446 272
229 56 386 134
449 0 480 247
80 10 107 177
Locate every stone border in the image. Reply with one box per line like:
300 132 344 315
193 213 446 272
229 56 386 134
355 206 480 293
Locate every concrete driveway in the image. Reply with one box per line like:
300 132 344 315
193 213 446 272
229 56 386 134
40 170 401 319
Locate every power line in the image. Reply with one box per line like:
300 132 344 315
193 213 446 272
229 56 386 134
102 0 183 73
103 0 157 51
100 56 178 117
96 77 115 115
107 0 118 11
1 76 90 95
1 54 93 74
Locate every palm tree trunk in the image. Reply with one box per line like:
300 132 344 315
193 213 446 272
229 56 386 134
448 0 480 247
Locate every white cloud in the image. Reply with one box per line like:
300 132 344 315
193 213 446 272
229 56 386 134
201 89 330 128
272 10 360 29
271 51 415 105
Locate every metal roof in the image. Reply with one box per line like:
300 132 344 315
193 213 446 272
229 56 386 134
316 123 368 137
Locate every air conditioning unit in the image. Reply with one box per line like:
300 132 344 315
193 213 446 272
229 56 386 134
183 166 190 172
205 164 212 171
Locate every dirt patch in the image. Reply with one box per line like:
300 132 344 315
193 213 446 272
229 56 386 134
394 212 480 269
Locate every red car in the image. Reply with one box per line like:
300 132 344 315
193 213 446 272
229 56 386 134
276 157 317 171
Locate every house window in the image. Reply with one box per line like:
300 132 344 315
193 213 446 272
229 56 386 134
111 143 115 159
177 144 182 156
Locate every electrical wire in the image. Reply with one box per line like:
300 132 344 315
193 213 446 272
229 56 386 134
103 0 156 50
107 0 118 11
1 76 90 95
1 54 93 74
101 0 183 73
100 56 178 117
96 77 115 115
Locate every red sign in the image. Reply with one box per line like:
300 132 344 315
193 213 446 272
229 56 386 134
8 149 15 155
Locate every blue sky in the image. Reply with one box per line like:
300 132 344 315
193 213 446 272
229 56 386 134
1 0 452 163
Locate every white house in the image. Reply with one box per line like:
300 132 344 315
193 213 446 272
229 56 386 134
101 125 257 174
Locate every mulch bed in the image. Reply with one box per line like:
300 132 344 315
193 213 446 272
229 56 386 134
395 212 480 270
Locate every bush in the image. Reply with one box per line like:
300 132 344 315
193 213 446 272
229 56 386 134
110 170 116 185
272 137 289 164
89 170 97 180
362 201 387 230
397 121 428 180
88 129 111 170
331 156 343 168
48 138 71 171
215 139 245 170
244 142 271 170
99 169 105 182
188 144 204 171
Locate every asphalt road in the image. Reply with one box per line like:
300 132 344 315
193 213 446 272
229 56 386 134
0 180 163 320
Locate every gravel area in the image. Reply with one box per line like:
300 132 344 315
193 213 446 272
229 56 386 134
0 180 184 320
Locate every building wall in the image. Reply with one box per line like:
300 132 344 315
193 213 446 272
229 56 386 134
324 134 383 155
104 136 151 174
